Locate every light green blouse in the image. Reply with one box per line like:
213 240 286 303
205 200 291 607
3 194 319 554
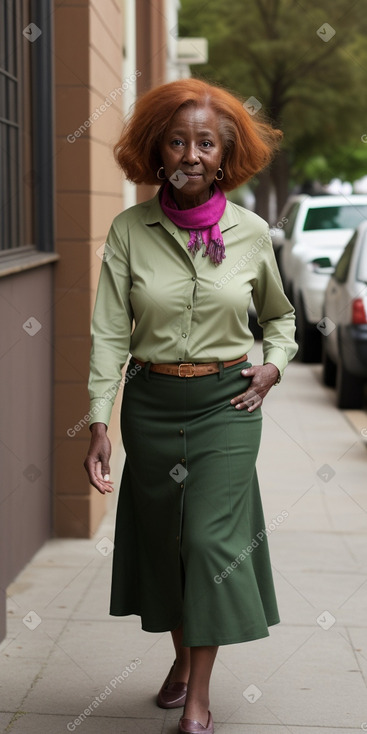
88 193 298 427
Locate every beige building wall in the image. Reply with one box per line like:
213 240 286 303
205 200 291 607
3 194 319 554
53 0 126 537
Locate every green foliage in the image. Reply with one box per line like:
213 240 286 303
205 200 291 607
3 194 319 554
294 145 367 184
179 0 367 184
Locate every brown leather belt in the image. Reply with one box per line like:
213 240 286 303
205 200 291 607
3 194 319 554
132 354 248 377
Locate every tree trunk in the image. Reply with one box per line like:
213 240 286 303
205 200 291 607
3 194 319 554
271 149 289 216
254 167 271 220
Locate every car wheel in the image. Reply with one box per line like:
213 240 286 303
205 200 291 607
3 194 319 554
336 358 365 409
321 338 336 387
296 296 321 363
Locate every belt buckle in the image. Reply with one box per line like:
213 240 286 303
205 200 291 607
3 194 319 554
178 362 195 377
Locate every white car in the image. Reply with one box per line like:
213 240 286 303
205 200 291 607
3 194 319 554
275 194 367 361
322 222 367 408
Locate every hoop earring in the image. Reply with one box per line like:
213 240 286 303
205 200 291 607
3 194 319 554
215 167 224 181
156 166 166 180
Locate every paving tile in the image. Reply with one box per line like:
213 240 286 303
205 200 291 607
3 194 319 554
0 617 66 663
270 529 366 574
22 538 104 568
6 713 164 734
0 657 43 712
0 713 12 729
21 621 167 719
7 562 102 621
273 568 367 627
216 624 366 728
175 727 365 734
70 562 115 621
347 628 367 682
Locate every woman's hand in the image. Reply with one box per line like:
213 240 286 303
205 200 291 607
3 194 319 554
83 423 114 494
230 363 279 412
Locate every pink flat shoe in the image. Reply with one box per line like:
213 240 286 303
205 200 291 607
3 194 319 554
178 711 214 734
157 660 187 709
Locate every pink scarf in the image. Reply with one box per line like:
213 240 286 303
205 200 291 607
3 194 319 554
159 181 227 265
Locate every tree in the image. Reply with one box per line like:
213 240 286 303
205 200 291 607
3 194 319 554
179 0 367 218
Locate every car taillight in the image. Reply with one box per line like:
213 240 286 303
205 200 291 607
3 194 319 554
352 298 367 324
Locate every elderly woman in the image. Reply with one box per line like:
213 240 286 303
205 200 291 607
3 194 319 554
84 78 297 734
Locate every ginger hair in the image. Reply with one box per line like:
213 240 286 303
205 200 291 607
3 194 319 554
114 78 282 192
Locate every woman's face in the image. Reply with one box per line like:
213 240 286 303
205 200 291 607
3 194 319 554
159 105 224 208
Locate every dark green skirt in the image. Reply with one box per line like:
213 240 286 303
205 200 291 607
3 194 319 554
110 358 280 646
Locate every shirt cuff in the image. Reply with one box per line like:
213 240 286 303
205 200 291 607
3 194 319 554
88 397 114 429
263 346 289 379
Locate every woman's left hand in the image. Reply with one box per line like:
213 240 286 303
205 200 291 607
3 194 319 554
230 363 279 412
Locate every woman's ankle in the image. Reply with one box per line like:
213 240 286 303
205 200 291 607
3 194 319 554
171 656 190 683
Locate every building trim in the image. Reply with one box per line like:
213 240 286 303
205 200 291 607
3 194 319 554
30 0 55 252
0 248 59 278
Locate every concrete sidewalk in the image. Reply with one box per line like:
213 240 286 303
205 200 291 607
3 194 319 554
1 344 367 734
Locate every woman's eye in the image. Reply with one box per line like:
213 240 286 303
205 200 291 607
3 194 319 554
172 139 184 146
201 141 213 148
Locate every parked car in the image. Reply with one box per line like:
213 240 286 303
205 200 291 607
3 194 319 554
275 195 367 361
321 221 367 408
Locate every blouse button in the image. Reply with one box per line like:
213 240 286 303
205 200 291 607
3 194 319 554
179 429 184 435
182 333 187 338
186 305 191 310
191 276 196 281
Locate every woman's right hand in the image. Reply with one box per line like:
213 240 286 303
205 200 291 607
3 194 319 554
83 423 114 495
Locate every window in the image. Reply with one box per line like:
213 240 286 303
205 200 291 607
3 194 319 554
303 205 367 232
334 233 357 284
0 0 54 253
1 0 32 250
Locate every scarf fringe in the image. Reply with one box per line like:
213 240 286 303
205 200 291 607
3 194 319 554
204 238 226 266
187 232 202 256
187 233 226 266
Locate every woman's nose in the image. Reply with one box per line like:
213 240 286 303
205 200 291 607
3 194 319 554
183 143 199 164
